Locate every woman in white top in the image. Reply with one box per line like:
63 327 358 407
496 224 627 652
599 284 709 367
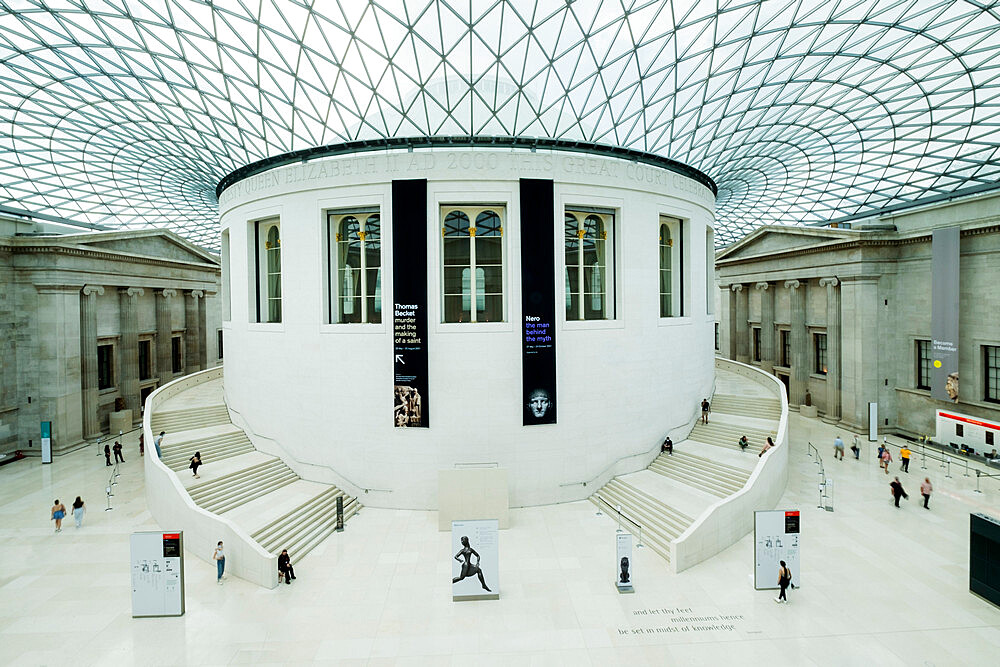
213 541 225 583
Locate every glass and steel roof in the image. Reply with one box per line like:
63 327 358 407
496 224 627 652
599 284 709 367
1 0 999 250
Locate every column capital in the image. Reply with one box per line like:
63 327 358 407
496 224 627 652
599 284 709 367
81 285 104 296
730 283 744 293
187 289 205 299
156 288 178 299
754 281 770 291
119 287 144 298
783 279 801 290
819 277 839 288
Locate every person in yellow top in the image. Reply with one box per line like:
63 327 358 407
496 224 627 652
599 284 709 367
900 445 912 473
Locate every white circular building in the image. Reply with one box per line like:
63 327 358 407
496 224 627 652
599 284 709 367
218 139 717 508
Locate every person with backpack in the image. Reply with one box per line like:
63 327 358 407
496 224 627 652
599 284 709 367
700 398 711 424
775 560 792 603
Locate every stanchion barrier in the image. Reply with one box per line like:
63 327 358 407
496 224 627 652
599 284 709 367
976 469 982 494
945 456 952 478
105 485 113 511
964 458 970 477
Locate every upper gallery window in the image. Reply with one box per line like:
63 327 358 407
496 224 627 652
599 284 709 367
985 345 1000 404
442 205 504 323
329 210 381 324
916 339 931 390
659 216 682 317
566 208 614 321
252 218 281 323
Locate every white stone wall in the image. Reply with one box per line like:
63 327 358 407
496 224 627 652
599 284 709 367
220 148 716 509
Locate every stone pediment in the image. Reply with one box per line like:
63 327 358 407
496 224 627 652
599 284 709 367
66 230 219 265
717 225 858 261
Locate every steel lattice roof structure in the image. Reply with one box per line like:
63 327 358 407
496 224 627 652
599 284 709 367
2 0 999 250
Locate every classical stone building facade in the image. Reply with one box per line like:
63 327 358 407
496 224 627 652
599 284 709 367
715 191 1000 439
0 215 221 456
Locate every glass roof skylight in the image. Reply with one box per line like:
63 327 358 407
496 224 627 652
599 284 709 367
1 0 999 249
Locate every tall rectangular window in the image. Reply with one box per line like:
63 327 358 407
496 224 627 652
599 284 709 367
916 339 932 390
780 330 790 367
217 329 224 360
985 345 1000 403
715 323 720 351
566 208 613 321
814 333 828 374
171 336 183 373
659 216 681 317
138 339 151 381
252 218 281 323
753 327 761 362
442 205 504 323
328 209 381 323
97 344 114 390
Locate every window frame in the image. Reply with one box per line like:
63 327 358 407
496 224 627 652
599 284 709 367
217 329 224 360
327 207 383 325
97 341 115 391
779 328 791 368
564 206 616 322
985 345 1000 404
250 217 282 324
752 326 762 362
658 216 682 318
439 203 506 324
916 339 932 390
813 332 828 375
171 334 183 374
138 336 154 382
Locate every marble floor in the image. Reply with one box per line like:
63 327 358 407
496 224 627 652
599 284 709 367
1 415 999 666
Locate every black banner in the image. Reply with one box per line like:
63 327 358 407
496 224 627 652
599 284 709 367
520 179 557 425
392 179 429 427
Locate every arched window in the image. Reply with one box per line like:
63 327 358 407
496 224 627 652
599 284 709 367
660 215 682 317
252 221 282 323
565 209 612 320
442 206 504 323
329 210 381 324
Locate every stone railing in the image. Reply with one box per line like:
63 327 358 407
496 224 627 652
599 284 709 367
143 367 278 588
671 357 790 573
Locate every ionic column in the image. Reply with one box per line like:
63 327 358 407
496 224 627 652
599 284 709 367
118 287 144 416
80 285 104 439
819 278 841 423
155 289 176 379
755 282 774 373
732 283 749 363
185 290 204 374
785 280 808 406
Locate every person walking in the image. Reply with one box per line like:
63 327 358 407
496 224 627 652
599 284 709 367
154 431 165 457
700 398 711 424
71 496 85 528
920 477 933 509
738 435 749 452
851 434 861 460
277 549 296 584
103 442 112 466
213 541 226 583
189 452 202 478
138 432 145 457
775 560 792 603
890 476 908 507
900 445 911 473
833 435 845 460
113 440 124 464
51 499 67 532
880 447 892 474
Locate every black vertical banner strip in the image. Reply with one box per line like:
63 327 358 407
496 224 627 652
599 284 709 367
392 179 429 427
520 179 557 425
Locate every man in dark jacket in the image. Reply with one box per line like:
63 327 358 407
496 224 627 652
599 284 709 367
278 549 296 584
889 477 908 507
104 443 112 466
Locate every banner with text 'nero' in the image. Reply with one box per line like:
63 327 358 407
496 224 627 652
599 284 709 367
520 179 557 425
392 179 429 427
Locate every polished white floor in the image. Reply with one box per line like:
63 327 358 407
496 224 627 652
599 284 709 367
1 414 999 666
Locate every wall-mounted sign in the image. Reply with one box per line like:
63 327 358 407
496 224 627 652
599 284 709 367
754 510 800 590
520 179 557 425
392 179 429 428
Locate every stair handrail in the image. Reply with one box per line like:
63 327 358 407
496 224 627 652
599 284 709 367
558 422 692 489
593 494 644 548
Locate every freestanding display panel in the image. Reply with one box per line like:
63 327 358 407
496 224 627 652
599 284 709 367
130 531 185 617
971 513 1000 608
754 510 800 590
616 532 634 593
451 519 499 601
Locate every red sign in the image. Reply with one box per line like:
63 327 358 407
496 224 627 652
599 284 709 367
939 411 1000 431
785 511 799 517
162 533 180 540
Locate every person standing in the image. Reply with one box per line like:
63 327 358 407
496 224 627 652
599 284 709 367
277 549 296 584
877 444 885 470
833 435 845 460
920 477 933 509
759 436 774 457
900 445 911 473
51 499 67 532
700 398 711 424
880 447 892 474
154 431 165 458
189 452 202 478
138 432 145 457
775 560 792 603
113 440 124 463
103 442 112 466
890 477 908 507
71 496 85 528
213 541 226 583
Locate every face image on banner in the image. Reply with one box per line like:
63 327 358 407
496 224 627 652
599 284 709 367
451 519 498 600
524 386 554 423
